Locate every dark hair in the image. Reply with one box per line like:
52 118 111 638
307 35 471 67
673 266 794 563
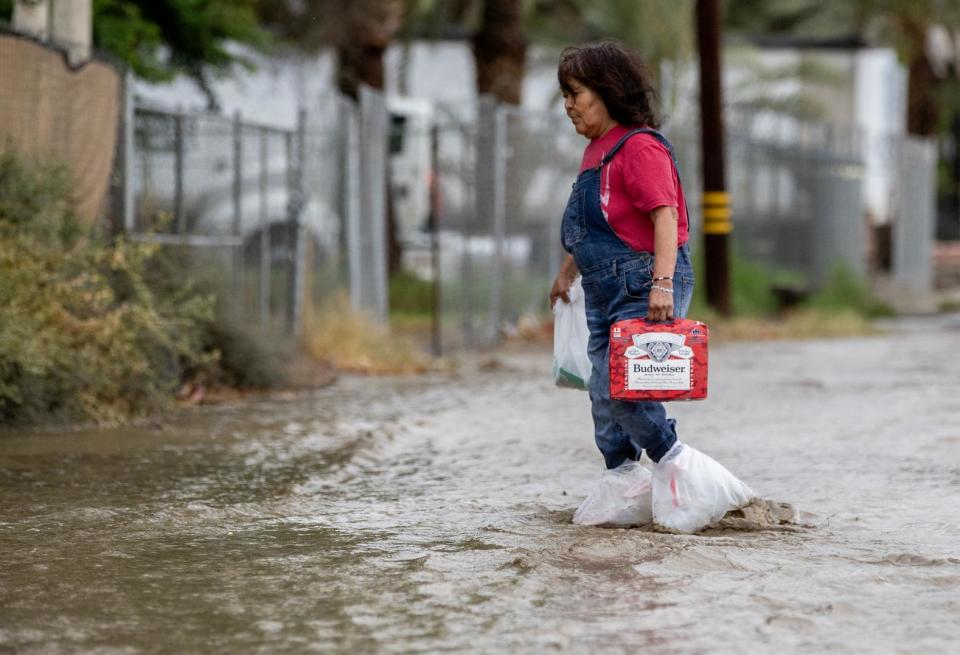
558 42 661 129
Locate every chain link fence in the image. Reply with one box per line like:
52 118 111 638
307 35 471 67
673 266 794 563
124 87 395 339
892 136 938 294
0 24 944 361
1 35 939 352
667 111 936 293
99 89 936 350
128 105 305 335
125 89 935 350
424 99 582 350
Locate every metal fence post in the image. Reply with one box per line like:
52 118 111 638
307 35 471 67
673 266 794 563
370 87 389 323
287 108 307 337
122 69 135 234
893 136 937 298
810 156 865 287
461 120 475 348
173 110 185 234
259 127 270 327
471 96 499 345
340 97 363 309
232 111 243 316
429 123 442 356
285 129 294 329
489 103 507 341
344 97 363 312
356 86 389 323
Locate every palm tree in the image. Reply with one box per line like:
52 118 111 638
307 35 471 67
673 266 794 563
851 0 960 137
472 0 526 105
334 0 405 99
403 0 527 105
258 0 406 273
726 0 960 137
529 0 696 88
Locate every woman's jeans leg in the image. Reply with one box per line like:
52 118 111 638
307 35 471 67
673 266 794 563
586 254 695 469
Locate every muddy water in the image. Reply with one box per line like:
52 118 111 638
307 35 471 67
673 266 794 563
2 324 959 654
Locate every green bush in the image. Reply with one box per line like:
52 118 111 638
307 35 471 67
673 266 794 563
804 264 894 317
687 249 891 319
140 243 289 390
0 150 216 426
389 270 433 315
688 252 792 317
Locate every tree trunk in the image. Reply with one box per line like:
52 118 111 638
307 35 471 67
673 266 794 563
906 53 940 136
930 107 960 241
472 0 527 105
335 0 404 276
335 0 403 98
901 19 940 137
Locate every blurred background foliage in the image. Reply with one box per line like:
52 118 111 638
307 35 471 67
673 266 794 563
1 0 957 125
0 149 212 425
2 0 955 168
90 0 269 109
0 0 269 109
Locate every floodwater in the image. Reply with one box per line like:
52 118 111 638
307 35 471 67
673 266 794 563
2 321 959 654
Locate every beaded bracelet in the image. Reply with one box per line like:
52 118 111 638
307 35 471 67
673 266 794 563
652 276 673 282
651 285 674 294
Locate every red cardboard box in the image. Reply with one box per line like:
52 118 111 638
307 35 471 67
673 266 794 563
609 318 708 401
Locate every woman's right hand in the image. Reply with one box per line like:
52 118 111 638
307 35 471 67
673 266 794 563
550 273 573 308
550 254 579 308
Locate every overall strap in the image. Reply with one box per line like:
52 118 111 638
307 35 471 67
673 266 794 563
599 127 682 179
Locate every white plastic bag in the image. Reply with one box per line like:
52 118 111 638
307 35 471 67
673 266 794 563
572 459 653 527
552 276 592 390
652 442 756 534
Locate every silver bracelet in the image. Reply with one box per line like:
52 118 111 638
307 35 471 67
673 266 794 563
651 285 674 294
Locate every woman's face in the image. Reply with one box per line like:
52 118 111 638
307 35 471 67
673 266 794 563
562 78 616 139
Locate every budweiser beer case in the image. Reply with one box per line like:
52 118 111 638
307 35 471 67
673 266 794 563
609 318 708 402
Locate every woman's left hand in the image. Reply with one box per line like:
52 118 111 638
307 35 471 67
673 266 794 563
646 286 674 322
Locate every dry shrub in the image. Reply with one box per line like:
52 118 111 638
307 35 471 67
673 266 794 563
304 292 430 374
0 151 216 426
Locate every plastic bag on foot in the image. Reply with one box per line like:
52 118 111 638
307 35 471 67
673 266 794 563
652 443 755 534
572 460 653 527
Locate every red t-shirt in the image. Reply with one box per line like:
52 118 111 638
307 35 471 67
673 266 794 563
578 124 689 253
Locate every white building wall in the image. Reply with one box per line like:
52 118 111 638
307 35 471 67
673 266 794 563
135 49 337 129
855 48 908 224
11 0 49 39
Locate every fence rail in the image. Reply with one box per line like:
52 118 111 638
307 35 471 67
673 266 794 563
125 102 306 335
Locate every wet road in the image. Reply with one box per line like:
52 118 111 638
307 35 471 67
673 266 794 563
1 323 959 653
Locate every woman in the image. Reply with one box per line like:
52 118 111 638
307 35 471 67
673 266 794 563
550 42 754 534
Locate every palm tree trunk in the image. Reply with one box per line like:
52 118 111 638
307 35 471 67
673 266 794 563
901 18 940 137
906 53 940 137
472 0 527 105
336 0 403 96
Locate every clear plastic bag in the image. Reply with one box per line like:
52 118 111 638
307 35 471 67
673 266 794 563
552 276 592 390
572 459 653 527
652 442 756 534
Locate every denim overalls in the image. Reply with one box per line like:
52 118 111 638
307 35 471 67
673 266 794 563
562 128 695 469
